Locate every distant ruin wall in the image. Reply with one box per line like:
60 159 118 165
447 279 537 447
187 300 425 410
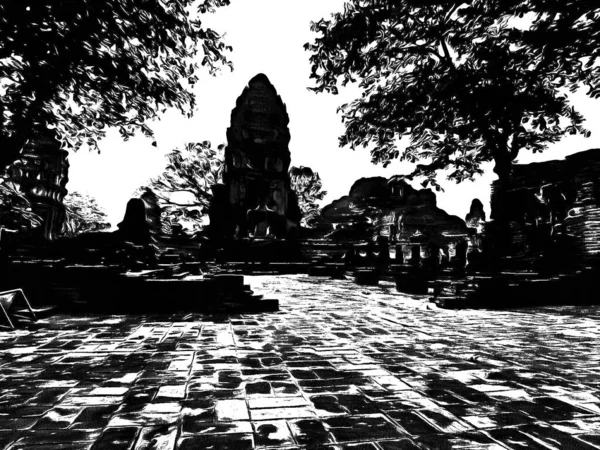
306 176 472 266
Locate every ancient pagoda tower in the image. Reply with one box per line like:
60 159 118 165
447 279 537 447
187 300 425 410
7 128 69 239
223 74 299 240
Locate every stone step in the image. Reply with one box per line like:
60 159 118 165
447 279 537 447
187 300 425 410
354 269 380 286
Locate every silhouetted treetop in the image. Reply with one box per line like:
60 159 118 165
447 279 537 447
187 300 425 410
0 0 232 168
305 1 593 186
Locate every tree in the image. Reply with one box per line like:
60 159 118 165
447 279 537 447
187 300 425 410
148 141 224 235
0 0 232 170
63 191 111 236
0 178 42 232
305 1 588 186
289 166 327 228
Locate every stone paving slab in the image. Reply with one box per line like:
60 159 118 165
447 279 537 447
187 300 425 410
1 275 600 449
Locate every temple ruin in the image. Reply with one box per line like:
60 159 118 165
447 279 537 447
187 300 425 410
221 73 300 241
7 129 69 239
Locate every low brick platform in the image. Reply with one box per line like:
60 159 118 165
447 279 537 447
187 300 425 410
0 275 599 449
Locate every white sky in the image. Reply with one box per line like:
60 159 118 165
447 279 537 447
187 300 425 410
68 0 600 227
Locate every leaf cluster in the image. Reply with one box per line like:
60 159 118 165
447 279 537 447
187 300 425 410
0 0 232 162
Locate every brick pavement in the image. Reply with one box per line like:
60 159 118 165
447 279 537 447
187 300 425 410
1 275 600 449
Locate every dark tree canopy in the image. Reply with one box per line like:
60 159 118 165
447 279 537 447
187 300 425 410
511 1 600 98
306 1 594 186
0 0 232 169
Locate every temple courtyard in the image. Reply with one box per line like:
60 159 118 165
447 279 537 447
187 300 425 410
1 275 600 449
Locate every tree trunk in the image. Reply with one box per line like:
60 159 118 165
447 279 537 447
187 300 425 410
489 139 514 216
0 97 30 171
488 153 517 262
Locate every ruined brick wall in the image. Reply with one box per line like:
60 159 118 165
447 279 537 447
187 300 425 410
7 129 69 240
490 149 600 266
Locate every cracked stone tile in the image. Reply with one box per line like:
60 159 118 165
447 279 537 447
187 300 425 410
71 405 118 429
416 432 506 450
139 403 182 415
518 423 600 450
178 433 254 450
291 370 318 380
33 406 82 430
15 429 102 447
37 380 80 389
271 382 300 396
552 417 600 434
288 418 334 447
90 426 140 450
372 376 413 392
488 425 567 449
182 421 253 436
416 408 473 434
253 420 295 448
215 399 250 421
62 395 125 406
324 414 405 442
487 389 533 401
248 396 309 409
580 403 600 414
378 439 422 449
251 406 317 421
310 395 348 416
578 435 600 447
155 385 186 399
89 387 129 396
25 388 72 405
387 411 442 436
181 409 215 433
245 381 272 396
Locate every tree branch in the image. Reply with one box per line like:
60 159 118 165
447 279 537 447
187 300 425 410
177 187 213 200
388 28 443 61
154 192 207 208
443 3 460 24
440 38 455 68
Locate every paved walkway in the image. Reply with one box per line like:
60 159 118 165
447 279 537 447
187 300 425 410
1 275 600 449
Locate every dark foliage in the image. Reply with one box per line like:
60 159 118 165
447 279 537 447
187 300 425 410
289 166 327 228
63 191 111 235
0 0 232 169
0 179 41 232
511 1 600 98
305 1 594 185
147 141 224 236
